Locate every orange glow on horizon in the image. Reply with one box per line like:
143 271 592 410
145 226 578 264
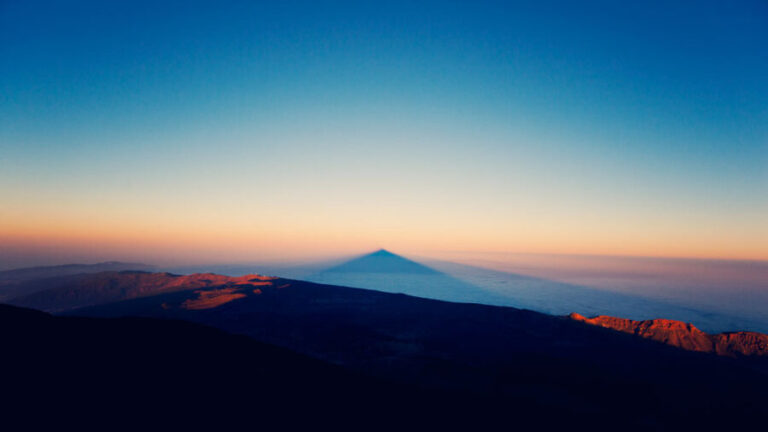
2 213 766 266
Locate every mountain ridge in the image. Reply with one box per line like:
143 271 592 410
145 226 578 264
6 271 275 312
10 267 768 359
569 312 768 357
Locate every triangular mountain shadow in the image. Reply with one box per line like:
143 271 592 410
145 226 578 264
321 249 440 275
307 250 762 333
308 250 513 306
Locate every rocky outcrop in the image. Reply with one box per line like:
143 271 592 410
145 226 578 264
712 332 768 357
569 312 768 357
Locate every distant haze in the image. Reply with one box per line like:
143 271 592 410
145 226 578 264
2 248 766 332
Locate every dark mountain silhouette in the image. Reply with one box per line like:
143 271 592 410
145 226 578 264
0 261 153 301
570 313 768 357
67 273 768 428
308 249 514 305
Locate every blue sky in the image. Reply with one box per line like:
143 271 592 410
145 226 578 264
1 0 767 265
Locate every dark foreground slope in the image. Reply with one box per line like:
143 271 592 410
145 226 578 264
2 304 563 430
72 277 768 429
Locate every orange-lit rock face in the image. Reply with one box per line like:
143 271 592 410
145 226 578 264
84 272 278 299
166 273 276 289
130 272 277 298
569 313 768 358
172 275 279 310
712 332 768 357
181 287 248 310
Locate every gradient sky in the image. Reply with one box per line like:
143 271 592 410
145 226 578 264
1 0 767 267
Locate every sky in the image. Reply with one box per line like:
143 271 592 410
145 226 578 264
1 0 767 268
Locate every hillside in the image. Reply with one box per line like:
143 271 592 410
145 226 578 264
7 268 768 427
